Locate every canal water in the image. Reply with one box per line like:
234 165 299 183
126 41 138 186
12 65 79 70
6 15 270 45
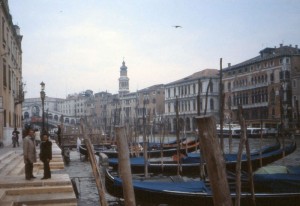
59 136 298 206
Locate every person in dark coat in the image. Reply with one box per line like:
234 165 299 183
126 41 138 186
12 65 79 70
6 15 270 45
40 133 52 179
12 128 20 147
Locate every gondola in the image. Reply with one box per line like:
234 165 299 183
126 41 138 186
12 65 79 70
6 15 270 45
108 140 296 175
105 164 300 206
79 139 199 158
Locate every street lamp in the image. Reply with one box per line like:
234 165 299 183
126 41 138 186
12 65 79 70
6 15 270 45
46 108 49 132
40 82 46 133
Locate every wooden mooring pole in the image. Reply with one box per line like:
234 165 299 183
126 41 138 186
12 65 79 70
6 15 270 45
116 126 136 206
81 121 108 206
197 115 232 206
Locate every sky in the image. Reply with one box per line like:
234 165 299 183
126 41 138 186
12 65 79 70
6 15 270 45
8 0 300 99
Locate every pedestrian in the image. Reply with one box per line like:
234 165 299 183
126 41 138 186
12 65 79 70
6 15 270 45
34 128 41 146
40 133 52 180
12 128 20 147
23 128 37 180
56 125 62 147
12 132 17 147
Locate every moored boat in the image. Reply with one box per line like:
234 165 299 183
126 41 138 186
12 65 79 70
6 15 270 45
108 140 296 175
105 164 300 206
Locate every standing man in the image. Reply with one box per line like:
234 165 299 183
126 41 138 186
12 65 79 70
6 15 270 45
23 128 37 180
40 133 52 179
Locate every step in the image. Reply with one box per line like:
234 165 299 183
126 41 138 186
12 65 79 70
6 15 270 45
34 161 65 170
9 158 25 175
0 201 13 206
2 190 77 205
0 154 22 175
0 174 72 188
0 151 16 163
5 185 74 195
0 156 24 176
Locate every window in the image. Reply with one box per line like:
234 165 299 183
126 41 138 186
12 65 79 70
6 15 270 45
270 89 275 105
199 82 202 93
3 60 6 87
210 98 214 110
293 80 296 88
210 82 213 93
270 73 274 82
2 17 5 43
8 67 11 90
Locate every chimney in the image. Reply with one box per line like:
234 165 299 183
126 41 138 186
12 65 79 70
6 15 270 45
296 45 298 49
228 63 231 68
280 44 283 48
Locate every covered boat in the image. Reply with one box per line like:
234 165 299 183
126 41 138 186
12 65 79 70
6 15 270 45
105 164 300 206
108 140 296 175
79 139 199 158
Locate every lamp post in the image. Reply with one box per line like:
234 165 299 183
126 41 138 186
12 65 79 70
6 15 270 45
46 108 49 132
40 82 46 134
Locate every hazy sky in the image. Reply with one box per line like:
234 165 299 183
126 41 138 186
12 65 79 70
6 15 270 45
9 0 300 98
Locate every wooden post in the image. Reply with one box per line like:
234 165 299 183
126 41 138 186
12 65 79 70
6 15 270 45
81 121 108 206
197 115 232 206
143 99 149 177
219 58 224 152
175 96 181 176
116 126 136 206
235 106 255 206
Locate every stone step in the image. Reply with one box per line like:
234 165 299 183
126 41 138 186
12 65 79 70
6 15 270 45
5 185 74 195
9 158 25 175
0 155 24 176
2 189 77 206
0 201 13 206
0 151 16 163
0 174 72 188
0 153 22 175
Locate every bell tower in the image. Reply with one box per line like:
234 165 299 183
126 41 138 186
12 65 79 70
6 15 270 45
118 60 130 97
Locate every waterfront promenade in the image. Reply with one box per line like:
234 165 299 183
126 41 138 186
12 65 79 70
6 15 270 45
0 139 77 205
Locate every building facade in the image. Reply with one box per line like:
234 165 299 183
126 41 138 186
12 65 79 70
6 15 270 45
0 1 23 145
164 69 220 133
223 44 300 131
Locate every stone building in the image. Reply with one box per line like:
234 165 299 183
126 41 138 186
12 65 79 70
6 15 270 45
0 1 23 145
164 69 220 133
222 44 300 131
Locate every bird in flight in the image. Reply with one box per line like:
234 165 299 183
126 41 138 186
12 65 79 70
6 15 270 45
173 25 182 28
